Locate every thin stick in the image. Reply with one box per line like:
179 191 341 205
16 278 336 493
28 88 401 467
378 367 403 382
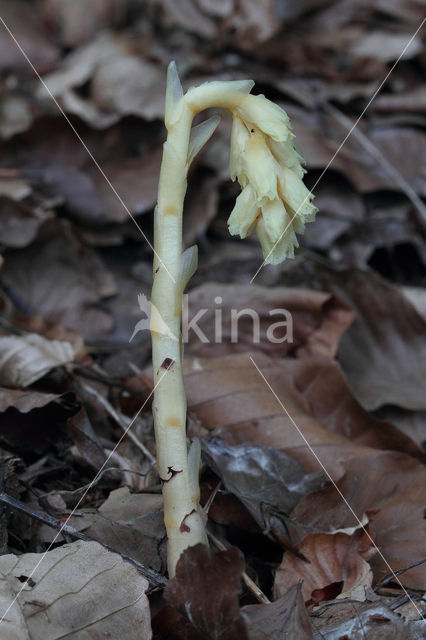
375 556 426 591
324 102 426 228
0 492 167 589
208 530 271 605
80 381 156 465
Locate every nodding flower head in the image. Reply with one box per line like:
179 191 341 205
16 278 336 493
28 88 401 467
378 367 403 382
227 93 317 265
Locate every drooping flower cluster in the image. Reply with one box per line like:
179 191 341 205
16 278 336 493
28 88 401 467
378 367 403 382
227 93 317 264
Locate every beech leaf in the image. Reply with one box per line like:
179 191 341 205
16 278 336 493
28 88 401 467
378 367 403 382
0 540 151 640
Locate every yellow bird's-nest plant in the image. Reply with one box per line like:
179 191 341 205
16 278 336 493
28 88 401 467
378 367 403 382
150 63 316 576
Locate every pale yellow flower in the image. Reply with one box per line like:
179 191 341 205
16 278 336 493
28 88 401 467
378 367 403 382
236 94 291 142
227 184 259 238
227 97 316 264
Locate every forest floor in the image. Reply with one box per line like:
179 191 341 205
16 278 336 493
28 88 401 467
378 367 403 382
0 1 425 638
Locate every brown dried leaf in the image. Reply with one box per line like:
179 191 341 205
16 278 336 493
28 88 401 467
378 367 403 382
350 31 422 63
185 354 419 476
0 197 46 248
69 487 165 572
165 544 248 640
92 149 162 222
281 105 426 197
156 0 280 46
1 228 115 338
291 452 426 589
374 86 426 114
38 33 165 126
0 0 58 73
275 529 375 602
40 0 124 47
0 388 69 413
0 540 151 640
186 283 354 360
374 406 426 449
242 583 313 640
350 126 426 196
13 314 88 363
319 269 426 411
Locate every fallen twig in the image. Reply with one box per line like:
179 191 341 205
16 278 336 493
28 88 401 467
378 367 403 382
375 556 426 591
0 491 167 590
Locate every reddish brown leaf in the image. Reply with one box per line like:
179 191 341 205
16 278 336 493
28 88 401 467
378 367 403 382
275 529 375 602
318 269 426 411
165 544 248 640
291 452 426 589
184 354 420 477
186 283 354 360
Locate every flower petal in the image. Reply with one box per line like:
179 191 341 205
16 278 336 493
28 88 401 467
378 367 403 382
230 116 250 184
227 184 260 238
243 132 278 200
260 198 287 243
268 138 306 178
256 215 298 264
237 94 291 142
278 166 317 219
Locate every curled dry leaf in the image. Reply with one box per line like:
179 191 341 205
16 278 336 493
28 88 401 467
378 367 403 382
0 332 75 388
38 33 166 126
290 452 426 589
0 540 151 640
318 268 426 411
186 283 354 359
275 528 376 603
242 583 313 640
202 437 325 532
165 543 248 640
13 313 88 363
